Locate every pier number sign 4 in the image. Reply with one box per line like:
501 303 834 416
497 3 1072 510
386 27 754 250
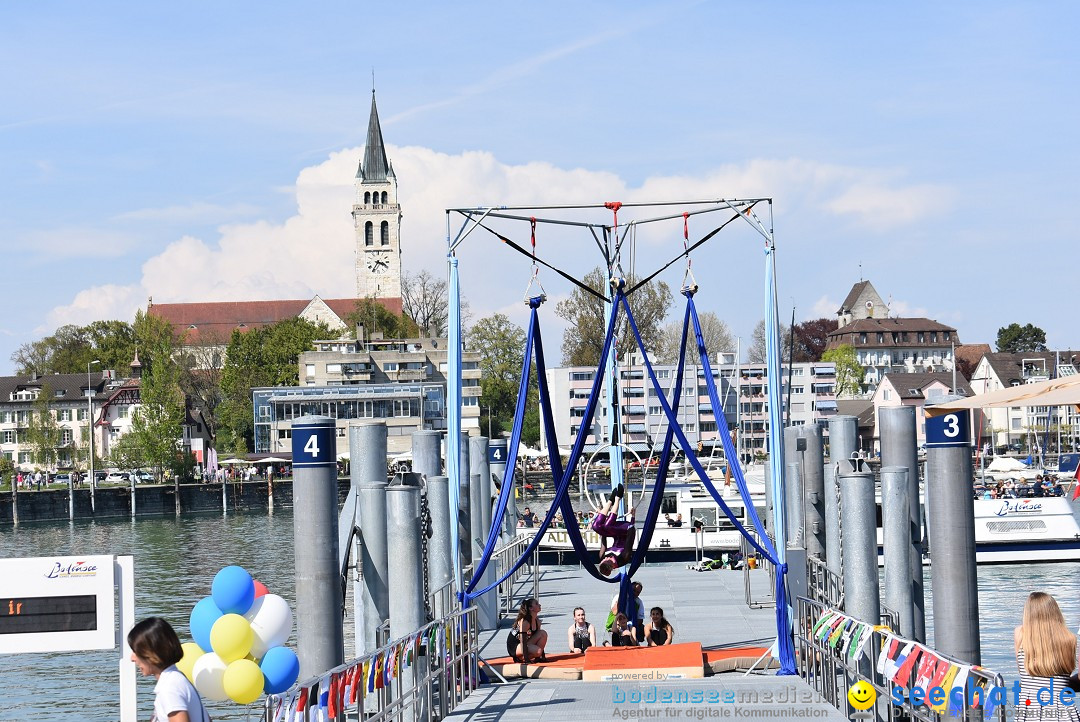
0 555 116 653
292 419 337 468
925 409 971 448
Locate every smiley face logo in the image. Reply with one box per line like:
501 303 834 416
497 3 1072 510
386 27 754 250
847 680 876 711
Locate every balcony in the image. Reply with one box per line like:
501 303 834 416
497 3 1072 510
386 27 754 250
394 369 428 382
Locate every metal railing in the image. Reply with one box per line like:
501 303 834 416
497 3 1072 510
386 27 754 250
492 534 540 617
741 530 776 609
796 595 1005 722
263 606 479 722
806 554 844 609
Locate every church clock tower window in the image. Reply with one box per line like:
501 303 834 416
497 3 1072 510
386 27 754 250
365 222 373 246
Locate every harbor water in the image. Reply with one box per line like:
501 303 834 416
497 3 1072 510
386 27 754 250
3 509 1080 720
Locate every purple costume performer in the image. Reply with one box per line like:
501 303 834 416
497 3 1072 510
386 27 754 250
592 512 636 564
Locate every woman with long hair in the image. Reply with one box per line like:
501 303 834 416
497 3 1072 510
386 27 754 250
506 598 548 663
645 607 674 647
1014 592 1079 721
128 617 210 722
567 607 596 653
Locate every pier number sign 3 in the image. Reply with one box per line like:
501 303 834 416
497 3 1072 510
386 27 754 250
0 555 116 653
925 409 971 448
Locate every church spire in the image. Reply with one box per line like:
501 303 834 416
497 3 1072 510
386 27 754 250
358 91 394 182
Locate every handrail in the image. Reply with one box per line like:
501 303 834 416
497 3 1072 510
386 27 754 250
263 606 479 722
796 596 1006 721
492 533 540 616
741 530 775 608
806 554 844 608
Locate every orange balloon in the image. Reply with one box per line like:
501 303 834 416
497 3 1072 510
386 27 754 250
253 579 269 598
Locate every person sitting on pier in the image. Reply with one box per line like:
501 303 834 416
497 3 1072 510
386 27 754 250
1013 591 1079 722
506 598 548 663
567 607 596 653
609 612 637 647
593 484 636 576
645 607 674 647
607 581 645 636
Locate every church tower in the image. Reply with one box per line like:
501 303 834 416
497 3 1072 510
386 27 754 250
353 91 402 301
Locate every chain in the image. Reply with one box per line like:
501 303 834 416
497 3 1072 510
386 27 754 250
420 487 432 620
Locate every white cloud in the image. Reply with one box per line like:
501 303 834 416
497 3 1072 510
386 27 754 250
14 227 142 258
44 148 951 333
114 202 262 224
886 299 930 318
810 295 838 318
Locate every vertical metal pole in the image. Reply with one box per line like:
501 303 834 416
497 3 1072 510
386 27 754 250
116 555 137 722
926 414 980 663
839 465 879 624
412 430 442 480
68 474 74 521
783 426 803 547
801 425 825 559
469 472 483 572
352 419 390 657
826 415 857 577
879 406 925 642
880 466 913 638
458 468 472 566
426 475 451 620
291 415 344 679
386 482 426 639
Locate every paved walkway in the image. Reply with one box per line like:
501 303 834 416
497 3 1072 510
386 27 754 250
452 562 847 722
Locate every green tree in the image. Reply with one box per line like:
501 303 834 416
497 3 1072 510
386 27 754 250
0 455 14 489
466 313 533 438
345 298 418 340
822 344 864 398
129 311 185 480
996 323 1048 353
108 433 147 475
26 385 62 469
555 268 672 367
218 318 332 453
10 320 136 376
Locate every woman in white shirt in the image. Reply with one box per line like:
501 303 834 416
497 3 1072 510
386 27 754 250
128 617 210 722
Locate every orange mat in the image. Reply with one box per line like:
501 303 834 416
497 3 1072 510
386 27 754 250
703 647 776 673
482 652 585 669
582 642 705 681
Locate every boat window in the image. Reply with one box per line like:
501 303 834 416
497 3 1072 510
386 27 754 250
662 493 678 515
986 520 1047 533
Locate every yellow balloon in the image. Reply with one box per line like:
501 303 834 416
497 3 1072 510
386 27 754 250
223 658 264 705
210 613 254 664
177 642 205 683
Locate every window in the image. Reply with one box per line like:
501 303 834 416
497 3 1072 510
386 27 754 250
3 431 13 444
19 452 31 464
439 362 448 372
393 400 412 417
305 364 315 377
930 332 938 343
381 191 388 204
118 406 129 419
944 331 951 341
1 411 8 423
790 403 805 412
380 221 389 245
877 333 884 343
278 429 292 440
364 221 373 246
383 362 398 372
860 333 867 344
326 364 341 374
570 372 593 382
883 390 891 401
918 332 925 343
359 401 374 418
61 429 73 444
59 409 72 421
77 408 87 421
463 397 478 407
684 424 696 433
570 408 586 418
648 406 661 415
657 369 670 379
1011 418 1021 430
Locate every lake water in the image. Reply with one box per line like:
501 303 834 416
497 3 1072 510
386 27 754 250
1 510 1079 720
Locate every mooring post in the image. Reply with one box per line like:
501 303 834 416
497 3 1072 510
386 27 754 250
839 462 880 624
801 425 826 560
488 438 514 542
291 415 344 679
458 466 472 566
386 480 426 639
427 475 452 619
880 465 913 638
469 436 498 628
925 406 980 663
353 421 389 656
783 426 804 547
826 415 858 578
879 405 926 643
412 430 442 480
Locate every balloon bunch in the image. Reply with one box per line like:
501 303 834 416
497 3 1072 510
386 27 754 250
177 566 300 705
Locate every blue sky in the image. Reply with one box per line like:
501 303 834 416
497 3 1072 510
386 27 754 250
3 1 1078 372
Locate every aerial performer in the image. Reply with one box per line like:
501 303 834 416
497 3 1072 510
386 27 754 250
593 484 636 576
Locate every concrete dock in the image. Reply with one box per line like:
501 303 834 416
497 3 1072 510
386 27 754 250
448 562 847 721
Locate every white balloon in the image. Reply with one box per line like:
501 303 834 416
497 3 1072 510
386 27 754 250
244 594 293 659
192 652 229 702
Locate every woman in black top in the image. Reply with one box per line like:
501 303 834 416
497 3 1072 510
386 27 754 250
506 598 548 662
646 607 674 647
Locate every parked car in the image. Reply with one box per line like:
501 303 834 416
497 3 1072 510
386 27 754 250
94 471 107 483
104 471 129 483
129 470 154 484
53 473 71 484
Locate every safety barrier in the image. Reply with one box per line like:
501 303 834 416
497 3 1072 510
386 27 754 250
493 534 540 617
796 596 1006 722
263 606 479 722
741 530 776 609
806 554 843 609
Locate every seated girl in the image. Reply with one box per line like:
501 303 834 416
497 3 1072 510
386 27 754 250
506 598 548 663
645 607 674 647
609 612 637 647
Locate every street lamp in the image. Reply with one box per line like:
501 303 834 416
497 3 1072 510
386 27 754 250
87 360 100 512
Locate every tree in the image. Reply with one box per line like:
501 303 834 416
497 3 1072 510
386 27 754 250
822 344 864 398
791 318 839 362
402 270 450 337
655 311 734 365
748 320 792 364
218 318 332 453
996 323 1048 353
345 297 419 340
555 268 672 366
10 320 136 376
177 345 225 441
129 310 185 480
26 385 62 469
466 314 531 438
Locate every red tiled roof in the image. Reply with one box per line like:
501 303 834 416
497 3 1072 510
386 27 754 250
150 297 403 344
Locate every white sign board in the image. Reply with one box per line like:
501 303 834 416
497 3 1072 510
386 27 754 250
0 554 116 653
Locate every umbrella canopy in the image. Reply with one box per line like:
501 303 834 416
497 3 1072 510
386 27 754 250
928 374 1080 416
218 458 250 465
518 444 543 459
258 456 287 463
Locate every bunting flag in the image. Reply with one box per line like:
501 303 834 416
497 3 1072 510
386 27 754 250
839 620 861 657
271 694 287 722
296 687 309 713
931 664 959 713
982 678 1002 718
891 644 920 687
913 649 939 690
828 618 850 649
876 634 897 676
315 675 331 722
813 609 841 636
349 663 361 704
327 673 340 719
372 652 384 691
384 645 396 685
947 666 971 717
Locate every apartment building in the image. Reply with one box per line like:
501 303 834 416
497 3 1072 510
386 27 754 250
253 333 482 455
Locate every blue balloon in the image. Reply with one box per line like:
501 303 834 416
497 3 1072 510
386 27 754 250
261 646 300 694
189 596 223 653
211 565 255 615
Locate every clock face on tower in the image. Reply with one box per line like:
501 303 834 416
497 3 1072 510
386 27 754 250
366 256 389 274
